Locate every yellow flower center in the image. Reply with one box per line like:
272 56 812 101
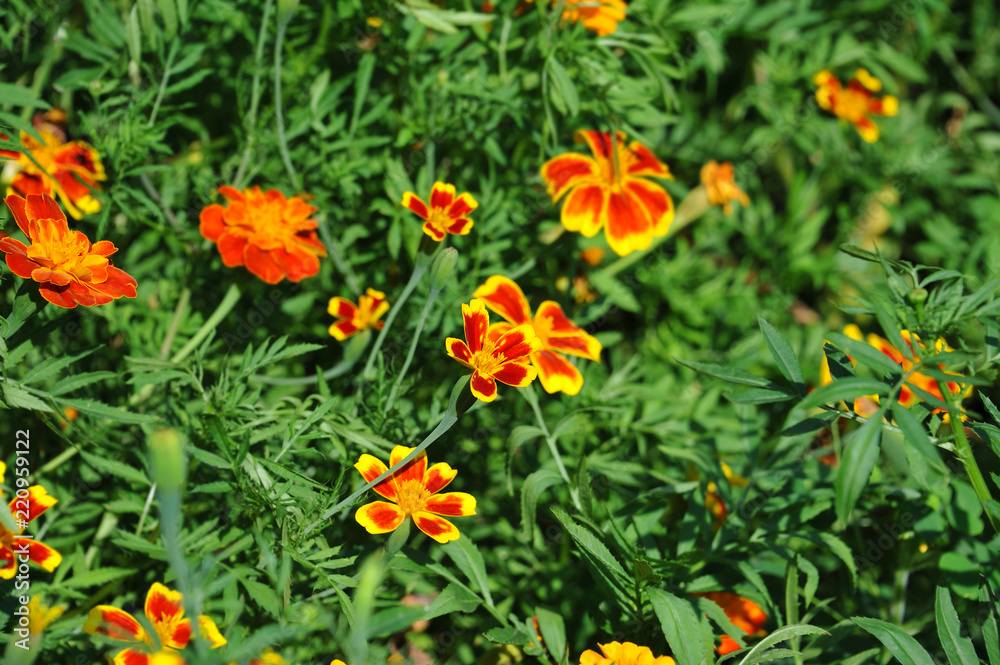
426 208 452 233
395 479 430 515
837 88 871 123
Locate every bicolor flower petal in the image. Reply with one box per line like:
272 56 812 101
813 68 899 143
473 275 602 395
327 288 389 341
354 446 476 543
1 194 137 308
199 185 327 284
446 298 542 401
541 130 674 256
579 640 675 665
0 485 62 579
700 161 749 215
401 181 477 241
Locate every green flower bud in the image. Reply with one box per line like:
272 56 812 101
148 428 186 491
908 288 928 305
429 247 458 291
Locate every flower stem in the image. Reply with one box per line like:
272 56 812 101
383 284 442 413
359 261 429 384
317 213 361 294
171 283 242 364
274 17 300 190
234 0 275 188
159 288 191 360
522 384 584 512
148 41 179 127
945 386 1000 533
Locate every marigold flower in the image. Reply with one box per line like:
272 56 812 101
473 275 602 395
700 161 749 215
694 592 767 655
199 185 327 284
401 181 477 241
527 0 626 36
580 247 605 266
83 582 226 665
354 446 477 543
540 131 674 256
231 650 286 665
28 596 65 635
1 193 138 308
0 485 62 579
328 288 389 341
446 298 542 401
579 640 675 665
0 120 106 220
813 68 899 143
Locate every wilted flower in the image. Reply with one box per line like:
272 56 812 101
401 181 477 241
0 485 62 578
541 130 674 256
199 185 327 284
446 298 541 401
1 193 138 308
813 68 899 143
354 446 477 543
579 640 675 665
327 288 389 341
700 161 749 215
694 592 768 655
473 275 602 395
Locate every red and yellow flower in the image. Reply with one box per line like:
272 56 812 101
446 298 542 402
700 161 749 215
579 640 675 665
703 462 749 532
694 592 767 655
327 288 389 341
83 582 226 665
0 485 62 579
401 182 477 241
199 185 327 284
0 115 106 219
528 0 627 36
473 275 602 395
813 69 899 143
541 130 674 256
1 193 138 308
354 446 477 544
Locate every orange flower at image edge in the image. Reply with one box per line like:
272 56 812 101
446 298 541 401
0 194 137 308
813 68 898 143
328 288 389 340
0 481 62 578
83 582 226 665
0 115 106 219
473 275 602 395
527 0 627 36
694 592 768 655
401 181 477 241
354 446 476 543
541 130 674 256
580 641 675 665
701 161 749 215
199 185 327 284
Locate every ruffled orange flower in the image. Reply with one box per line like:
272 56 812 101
813 68 899 143
1 194 138 308
327 288 389 341
401 182 477 241
199 185 327 284
579 640 675 665
446 298 542 401
473 275 602 395
354 446 477 543
693 592 767 655
0 119 106 220
83 582 226 665
527 0 626 36
541 130 674 256
0 485 62 579
700 161 749 215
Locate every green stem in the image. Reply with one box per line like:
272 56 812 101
522 384 583 512
359 261 429 383
171 283 242 364
274 19 300 190
252 356 354 385
234 0 274 187
945 385 1000 533
383 285 442 413
317 214 361 294
148 41 179 127
159 288 191 360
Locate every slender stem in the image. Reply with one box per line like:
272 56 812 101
235 0 274 188
159 288 191 359
135 483 157 535
252 357 354 385
139 173 182 230
274 19 300 190
384 285 442 413
522 385 584 512
317 214 361 294
945 385 1000 533
148 41 179 127
171 283 242 364
359 262 428 383
37 446 78 475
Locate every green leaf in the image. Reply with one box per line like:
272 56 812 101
349 53 376 139
126 6 142 66
63 567 137 588
891 405 946 489
521 468 562 542
535 607 567 664
443 537 493 607
737 625 829 665
826 332 903 376
81 450 150 487
852 617 936 665
647 587 714 665
239 576 282 617
1 383 53 412
0 83 49 109
982 585 1000 665
935 586 979 665
485 626 531 645
547 57 580 117
835 409 885 524
58 398 158 424
673 358 777 388
796 377 887 410
758 315 805 393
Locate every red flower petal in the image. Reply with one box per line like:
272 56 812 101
560 183 606 237
491 324 539 365
388 445 427 488
623 178 673 237
473 275 532 326
83 606 146 643
21 538 62 571
532 349 584 395
421 221 447 241
9 485 57 522
423 462 457 494
244 245 284 284
445 217 473 235
328 319 361 341
574 130 618 160
4 246 36 279
446 192 477 219
470 371 498 402
535 301 602 360
37 283 79 308
412 511 461 543
445 337 474 366
492 360 536 388
218 185 245 204
401 192 429 219
430 181 456 210
462 299 491 354
540 152 599 201
199 204 227 241
624 142 672 178
32 267 71 286
356 501 406 534
423 492 476 516
604 190 653 256
354 454 397 501
4 194 31 237
26 193 66 224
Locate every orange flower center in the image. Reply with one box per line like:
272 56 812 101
395 479 430 515
836 88 871 123
426 208 452 233
26 225 109 282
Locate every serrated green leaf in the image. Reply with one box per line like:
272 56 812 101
852 617 936 665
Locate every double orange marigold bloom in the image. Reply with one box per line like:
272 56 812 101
579 640 675 665
814 68 898 143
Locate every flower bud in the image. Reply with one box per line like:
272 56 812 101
148 428 186 491
907 288 928 305
429 247 458 291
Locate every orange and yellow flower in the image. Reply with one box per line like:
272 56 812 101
0 485 62 579
700 161 749 215
28 596 65 636
231 650 286 665
401 182 477 241
83 582 226 665
1 193 138 308
473 275 602 395
694 592 767 655
446 298 542 401
199 185 327 284
813 69 899 143
328 288 389 341
354 446 477 544
703 462 749 532
528 0 627 36
0 116 106 219
579 640 675 665
541 130 674 256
